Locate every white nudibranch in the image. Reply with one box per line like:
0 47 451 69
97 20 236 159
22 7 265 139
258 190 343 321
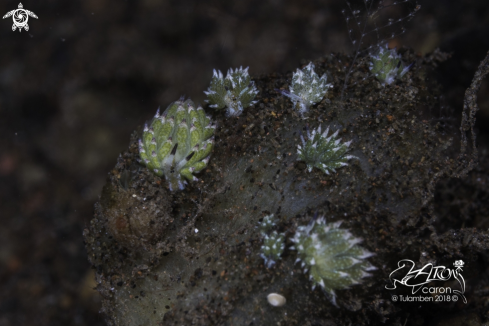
260 231 285 268
204 66 259 117
369 44 413 85
297 125 356 175
257 214 285 268
281 62 332 114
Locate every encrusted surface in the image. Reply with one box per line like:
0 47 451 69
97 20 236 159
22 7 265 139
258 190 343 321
84 51 488 326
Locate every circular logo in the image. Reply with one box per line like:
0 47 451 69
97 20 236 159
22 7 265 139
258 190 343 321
14 10 28 27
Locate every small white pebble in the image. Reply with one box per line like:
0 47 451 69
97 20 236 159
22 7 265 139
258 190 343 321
267 293 286 307
194 228 199 233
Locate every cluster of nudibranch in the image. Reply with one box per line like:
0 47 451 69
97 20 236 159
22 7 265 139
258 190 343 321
369 44 412 85
257 213 376 306
139 47 411 188
134 50 412 305
139 66 258 190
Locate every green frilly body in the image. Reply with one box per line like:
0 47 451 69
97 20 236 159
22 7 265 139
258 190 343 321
291 217 376 306
139 99 215 191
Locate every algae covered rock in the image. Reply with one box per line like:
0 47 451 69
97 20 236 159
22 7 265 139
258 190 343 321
101 179 173 249
84 50 481 326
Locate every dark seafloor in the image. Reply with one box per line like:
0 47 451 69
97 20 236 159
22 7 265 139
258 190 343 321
1 0 489 325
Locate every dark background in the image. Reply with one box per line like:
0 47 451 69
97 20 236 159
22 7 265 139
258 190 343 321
0 0 488 325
